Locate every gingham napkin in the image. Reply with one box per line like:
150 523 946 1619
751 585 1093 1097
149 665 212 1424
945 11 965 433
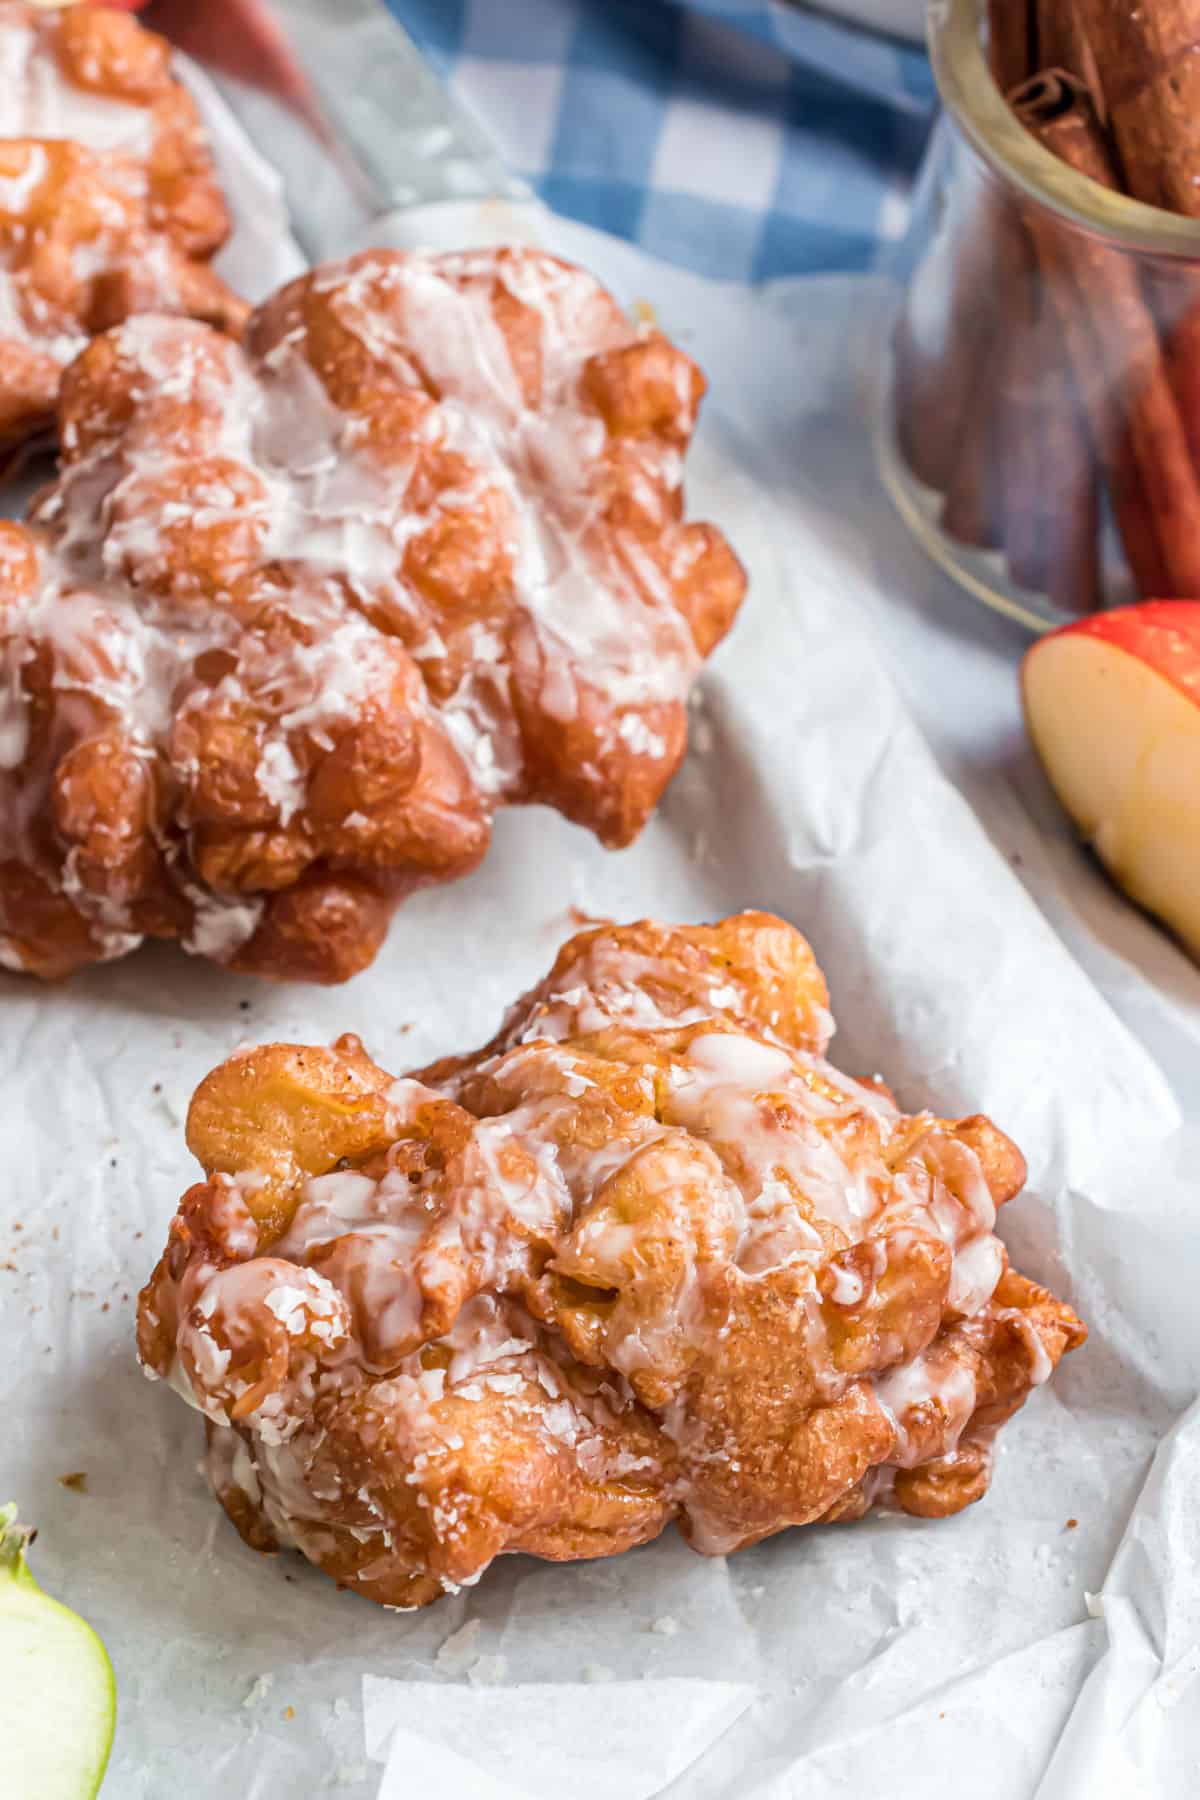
386 0 935 281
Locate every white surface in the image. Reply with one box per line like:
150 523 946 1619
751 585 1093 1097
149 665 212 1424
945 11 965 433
4 186 1200 1800
366 1678 757 1800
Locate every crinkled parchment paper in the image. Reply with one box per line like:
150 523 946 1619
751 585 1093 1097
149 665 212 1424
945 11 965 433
2 45 1198 1800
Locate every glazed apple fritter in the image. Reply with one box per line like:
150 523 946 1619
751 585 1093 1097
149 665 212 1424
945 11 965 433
0 0 246 454
138 912 1085 1608
0 247 745 982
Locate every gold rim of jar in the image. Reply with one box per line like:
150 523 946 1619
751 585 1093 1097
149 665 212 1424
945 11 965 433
928 0 1200 261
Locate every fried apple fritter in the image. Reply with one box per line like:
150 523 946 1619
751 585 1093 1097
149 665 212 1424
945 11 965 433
138 913 1085 1605
0 249 744 981
0 1 245 454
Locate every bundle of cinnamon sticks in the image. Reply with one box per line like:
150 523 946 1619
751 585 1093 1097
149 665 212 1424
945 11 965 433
894 0 1200 611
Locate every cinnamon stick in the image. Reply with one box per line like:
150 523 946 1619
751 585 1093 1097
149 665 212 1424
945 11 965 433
1155 270 1200 472
1071 0 1200 215
933 3 1042 544
921 92 1100 601
893 167 1008 497
988 0 1038 96
997 5 1106 605
1034 0 1105 116
1026 248 1167 596
1049 408 1104 611
1070 1 1200 482
939 361 1006 547
893 1 1037 505
892 307 972 496
1001 281 1103 612
1014 72 1200 596
938 181 1031 549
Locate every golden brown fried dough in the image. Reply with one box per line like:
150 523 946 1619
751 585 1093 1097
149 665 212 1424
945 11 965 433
0 249 744 981
0 1 245 453
138 913 1085 1605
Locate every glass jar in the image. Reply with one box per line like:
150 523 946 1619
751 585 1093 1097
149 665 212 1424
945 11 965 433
878 0 1200 631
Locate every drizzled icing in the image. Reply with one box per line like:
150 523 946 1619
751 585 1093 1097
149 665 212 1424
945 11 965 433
137 913 1085 1605
0 248 743 981
0 2 241 444
0 13 154 149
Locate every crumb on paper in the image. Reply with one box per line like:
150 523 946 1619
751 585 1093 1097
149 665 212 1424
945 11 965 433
1066 1517 1078 1529
469 1654 508 1687
582 1663 614 1683
242 1674 274 1709
282 1705 295 1722
57 1471 87 1493
650 1615 680 1637
435 1617 481 1674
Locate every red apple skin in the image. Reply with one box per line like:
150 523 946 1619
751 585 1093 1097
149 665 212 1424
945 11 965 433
1027 601 1200 702
1021 599 1200 961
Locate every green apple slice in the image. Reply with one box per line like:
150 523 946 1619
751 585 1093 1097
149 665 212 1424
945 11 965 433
0 1504 116 1799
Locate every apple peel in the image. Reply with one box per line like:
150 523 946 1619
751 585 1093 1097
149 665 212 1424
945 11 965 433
1022 601 1200 959
0 1503 116 1800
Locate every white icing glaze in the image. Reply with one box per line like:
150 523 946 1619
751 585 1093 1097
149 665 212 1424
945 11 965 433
0 7 176 389
0 15 154 151
876 1350 978 1469
2 248 733 975
141 920 1073 1601
183 891 265 963
1003 1306 1054 1387
304 251 700 777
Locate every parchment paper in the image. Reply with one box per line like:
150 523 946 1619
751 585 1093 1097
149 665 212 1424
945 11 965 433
2 54 1198 1800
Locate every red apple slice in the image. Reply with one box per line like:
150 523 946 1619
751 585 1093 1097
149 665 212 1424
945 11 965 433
1022 601 1200 959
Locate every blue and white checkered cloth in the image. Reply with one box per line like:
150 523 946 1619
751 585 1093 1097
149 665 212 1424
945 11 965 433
386 0 935 282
